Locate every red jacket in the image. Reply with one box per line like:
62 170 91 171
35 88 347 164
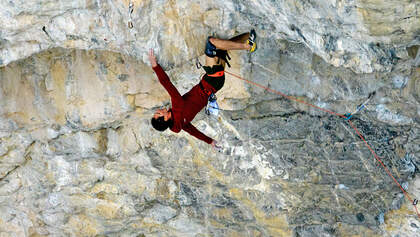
152 64 215 144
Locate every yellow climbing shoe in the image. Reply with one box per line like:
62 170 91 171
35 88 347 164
247 29 257 53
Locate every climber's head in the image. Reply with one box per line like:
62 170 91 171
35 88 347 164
151 108 172 131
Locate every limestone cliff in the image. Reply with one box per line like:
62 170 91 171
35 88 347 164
1 0 419 72
0 0 419 236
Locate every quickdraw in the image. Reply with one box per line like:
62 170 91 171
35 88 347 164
344 91 376 121
196 58 202 69
414 199 418 206
128 1 134 29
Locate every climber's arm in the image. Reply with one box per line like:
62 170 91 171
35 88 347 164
183 122 213 144
149 49 182 102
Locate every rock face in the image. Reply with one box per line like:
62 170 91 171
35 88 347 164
1 0 419 72
0 0 420 236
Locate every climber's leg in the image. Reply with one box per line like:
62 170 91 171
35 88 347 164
228 32 250 44
202 31 257 91
204 30 257 67
208 37 250 51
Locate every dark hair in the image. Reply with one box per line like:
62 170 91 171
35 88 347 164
151 116 170 131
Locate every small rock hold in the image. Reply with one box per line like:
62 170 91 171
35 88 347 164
376 213 385 224
118 74 129 81
290 24 296 31
407 45 419 59
324 35 338 52
91 37 99 44
356 213 365 222
411 222 418 228
392 75 408 89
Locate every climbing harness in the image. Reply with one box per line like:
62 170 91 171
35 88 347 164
224 70 420 219
344 91 376 121
128 1 134 29
207 71 224 77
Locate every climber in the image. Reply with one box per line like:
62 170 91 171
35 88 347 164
149 30 257 148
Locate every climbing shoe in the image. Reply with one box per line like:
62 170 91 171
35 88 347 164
247 29 257 53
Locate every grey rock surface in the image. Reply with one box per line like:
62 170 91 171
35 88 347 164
0 0 419 73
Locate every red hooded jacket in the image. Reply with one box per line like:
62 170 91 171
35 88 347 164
152 64 215 144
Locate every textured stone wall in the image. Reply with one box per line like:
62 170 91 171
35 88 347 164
0 0 420 236
1 0 419 72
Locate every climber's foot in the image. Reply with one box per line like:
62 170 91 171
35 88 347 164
247 29 257 53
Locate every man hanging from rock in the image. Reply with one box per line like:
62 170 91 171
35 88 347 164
149 30 257 148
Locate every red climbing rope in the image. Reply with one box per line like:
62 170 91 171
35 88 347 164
347 120 420 219
225 71 347 118
225 70 420 219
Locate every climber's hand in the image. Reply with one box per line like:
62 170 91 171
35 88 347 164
148 49 157 68
211 140 222 152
